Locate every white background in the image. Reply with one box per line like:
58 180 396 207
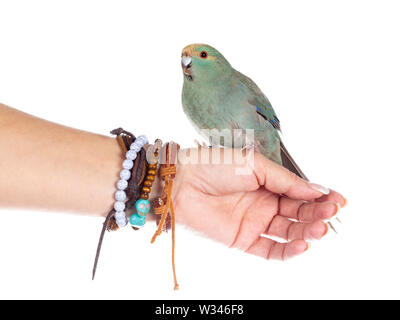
0 0 399 299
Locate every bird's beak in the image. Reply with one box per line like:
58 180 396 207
182 56 192 68
181 56 192 76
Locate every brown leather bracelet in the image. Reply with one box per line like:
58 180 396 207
152 142 180 290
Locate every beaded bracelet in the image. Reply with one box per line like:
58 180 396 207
113 134 148 227
92 130 147 279
129 139 162 227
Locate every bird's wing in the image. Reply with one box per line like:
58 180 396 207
235 70 281 131
234 71 308 179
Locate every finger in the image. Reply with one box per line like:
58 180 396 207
230 190 279 251
253 152 331 201
315 189 347 208
279 197 340 222
266 215 328 241
246 237 308 260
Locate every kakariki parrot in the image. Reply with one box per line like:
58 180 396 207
181 43 307 179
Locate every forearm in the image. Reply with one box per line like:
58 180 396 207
0 103 122 216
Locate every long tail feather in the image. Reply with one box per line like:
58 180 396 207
280 141 308 180
280 142 338 233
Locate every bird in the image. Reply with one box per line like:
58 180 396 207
181 43 307 179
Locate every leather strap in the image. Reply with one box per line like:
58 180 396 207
151 142 180 290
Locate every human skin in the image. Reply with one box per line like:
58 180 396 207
0 103 345 260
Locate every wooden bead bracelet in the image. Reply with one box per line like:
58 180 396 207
129 139 162 228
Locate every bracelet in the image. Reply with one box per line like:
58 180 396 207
92 129 147 279
114 134 148 227
92 134 181 291
129 139 162 228
151 142 180 290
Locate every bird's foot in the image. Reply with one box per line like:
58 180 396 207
194 139 212 149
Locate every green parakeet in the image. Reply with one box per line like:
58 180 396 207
181 43 307 179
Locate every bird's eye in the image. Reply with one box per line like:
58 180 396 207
200 51 208 59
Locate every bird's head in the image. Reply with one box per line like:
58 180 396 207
181 44 233 83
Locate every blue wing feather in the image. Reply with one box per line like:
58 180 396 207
235 70 281 132
255 106 281 131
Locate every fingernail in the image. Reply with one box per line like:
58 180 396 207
305 242 310 251
322 204 340 223
341 198 348 208
309 183 330 195
334 203 341 216
323 223 329 236
334 203 343 223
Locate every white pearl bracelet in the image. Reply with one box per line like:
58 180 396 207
114 134 148 227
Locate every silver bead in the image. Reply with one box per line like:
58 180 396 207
130 142 141 152
114 201 125 212
122 159 134 170
126 150 137 161
147 151 159 165
115 190 127 201
114 210 126 219
154 139 163 150
134 140 144 148
136 135 148 146
116 218 127 228
120 169 131 180
117 179 128 190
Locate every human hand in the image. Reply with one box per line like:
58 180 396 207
172 147 346 260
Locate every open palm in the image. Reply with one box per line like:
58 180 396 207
173 148 345 260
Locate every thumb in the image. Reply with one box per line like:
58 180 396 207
253 152 330 201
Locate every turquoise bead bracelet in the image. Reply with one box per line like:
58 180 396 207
129 139 162 227
129 199 150 226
